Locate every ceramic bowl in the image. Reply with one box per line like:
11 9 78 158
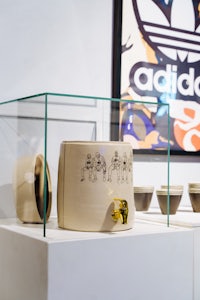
133 186 154 211
188 188 200 212
156 189 182 215
13 154 52 223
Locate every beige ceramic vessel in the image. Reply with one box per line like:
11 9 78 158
156 189 182 215
133 186 154 211
13 154 52 223
57 141 135 231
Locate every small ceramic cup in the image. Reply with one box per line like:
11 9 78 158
156 189 182 215
188 188 200 212
13 154 52 223
133 186 154 211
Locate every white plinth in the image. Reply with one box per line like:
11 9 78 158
0 218 193 300
136 206 200 300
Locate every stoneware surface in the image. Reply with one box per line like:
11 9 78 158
133 186 154 211
188 188 200 212
13 154 52 223
156 189 182 215
57 141 135 231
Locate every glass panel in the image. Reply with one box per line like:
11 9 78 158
0 94 47 236
0 93 170 237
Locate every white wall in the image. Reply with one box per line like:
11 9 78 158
0 0 113 100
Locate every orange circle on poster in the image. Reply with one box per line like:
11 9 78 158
174 121 200 151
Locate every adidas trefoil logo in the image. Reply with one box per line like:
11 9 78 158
134 0 200 63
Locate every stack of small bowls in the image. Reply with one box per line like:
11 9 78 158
156 185 183 215
188 183 200 212
133 186 154 211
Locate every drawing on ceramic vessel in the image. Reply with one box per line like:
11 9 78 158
80 152 106 182
80 150 132 184
121 152 129 183
108 151 121 183
128 150 133 174
80 153 93 182
108 150 132 183
92 152 106 182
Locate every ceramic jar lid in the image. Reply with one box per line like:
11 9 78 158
13 154 52 223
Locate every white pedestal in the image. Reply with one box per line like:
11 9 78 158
0 218 193 300
136 207 200 300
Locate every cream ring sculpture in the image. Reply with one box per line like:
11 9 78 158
57 141 135 232
13 154 52 223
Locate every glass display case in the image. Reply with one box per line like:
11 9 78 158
0 93 171 237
